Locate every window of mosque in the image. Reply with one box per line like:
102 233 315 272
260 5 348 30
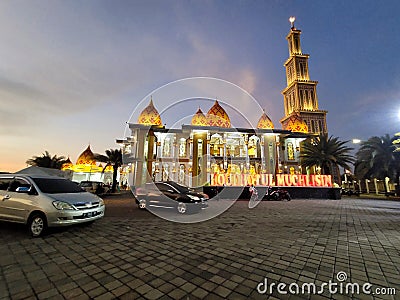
311 120 316 133
287 142 295 160
178 164 186 184
319 120 323 133
179 138 186 157
197 139 203 158
248 135 259 158
163 137 171 157
144 140 148 159
162 164 170 181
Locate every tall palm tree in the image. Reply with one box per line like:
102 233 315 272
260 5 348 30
300 134 354 180
354 134 400 181
26 151 67 169
94 149 122 193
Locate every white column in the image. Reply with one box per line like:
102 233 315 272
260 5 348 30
385 177 390 193
374 178 379 195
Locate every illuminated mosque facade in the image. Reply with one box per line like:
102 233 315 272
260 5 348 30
61 145 116 183
119 18 332 188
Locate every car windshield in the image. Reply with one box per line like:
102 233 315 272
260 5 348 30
32 178 84 194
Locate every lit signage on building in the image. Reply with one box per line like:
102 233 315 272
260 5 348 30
211 173 332 187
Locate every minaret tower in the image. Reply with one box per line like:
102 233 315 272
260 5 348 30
280 17 328 134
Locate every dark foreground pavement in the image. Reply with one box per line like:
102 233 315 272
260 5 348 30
0 195 399 299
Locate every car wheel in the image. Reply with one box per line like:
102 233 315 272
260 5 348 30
28 213 47 237
138 199 147 209
177 202 187 214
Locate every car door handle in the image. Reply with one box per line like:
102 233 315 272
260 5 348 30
2 195 10 201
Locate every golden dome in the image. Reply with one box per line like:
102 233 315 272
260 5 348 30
206 100 231 128
257 111 274 129
191 108 208 126
61 158 73 171
284 113 308 133
137 97 162 126
76 145 97 165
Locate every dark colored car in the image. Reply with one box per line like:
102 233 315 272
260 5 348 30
134 181 208 214
78 181 110 195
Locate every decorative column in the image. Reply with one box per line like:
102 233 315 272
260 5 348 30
260 136 265 172
365 179 370 194
384 177 390 193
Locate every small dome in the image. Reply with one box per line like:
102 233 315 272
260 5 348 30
137 97 162 126
76 145 97 165
284 113 308 133
206 100 231 128
191 108 208 126
61 158 73 171
257 111 274 129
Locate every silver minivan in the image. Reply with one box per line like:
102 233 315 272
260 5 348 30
0 175 105 237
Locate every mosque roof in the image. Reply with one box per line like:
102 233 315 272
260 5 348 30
61 157 73 171
76 145 97 165
257 111 274 129
191 108 208 126
206 100 231 128
137 97 162 126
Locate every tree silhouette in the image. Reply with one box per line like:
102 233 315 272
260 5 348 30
94 149 122 193
354 134 400 181
300 134 354 176
26 151 67 169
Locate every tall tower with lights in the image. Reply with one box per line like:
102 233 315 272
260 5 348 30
280 17 328 134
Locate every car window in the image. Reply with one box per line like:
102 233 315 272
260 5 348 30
8 178 31 192
0 178 12 191
32 178 84 194
167 182 189 193
156 183 176 193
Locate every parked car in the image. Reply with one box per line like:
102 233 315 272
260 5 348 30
0 175 105 237
263 186 291 201
134 181 208 214
79 181 110 195
341 188 360 196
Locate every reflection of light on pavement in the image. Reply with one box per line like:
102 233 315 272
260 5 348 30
147 199 236 223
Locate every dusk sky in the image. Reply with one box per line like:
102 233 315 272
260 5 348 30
1 0 399 172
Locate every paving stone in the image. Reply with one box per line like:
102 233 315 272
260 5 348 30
1 199 400 299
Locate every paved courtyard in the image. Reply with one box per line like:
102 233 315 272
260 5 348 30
0 195 399 299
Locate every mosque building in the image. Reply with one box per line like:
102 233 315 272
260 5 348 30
118 18 333 189
61 145 115 183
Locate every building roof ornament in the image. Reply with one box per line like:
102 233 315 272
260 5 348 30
137 96 163 126
206 100 231 128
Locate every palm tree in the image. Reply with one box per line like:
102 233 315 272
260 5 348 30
94 149 122 193
300 134 354 181
26 151 67 169
354 134 400 181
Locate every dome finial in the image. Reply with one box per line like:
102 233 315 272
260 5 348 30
289 16 296 29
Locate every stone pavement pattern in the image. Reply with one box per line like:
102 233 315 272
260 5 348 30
0 198 399 299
